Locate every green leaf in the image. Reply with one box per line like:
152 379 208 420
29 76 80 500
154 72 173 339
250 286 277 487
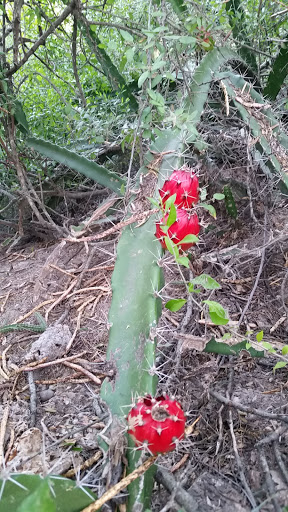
78 21 138 110
151 60 166 71
198 203 216 218
179 36 196 44
165 0 186 18
165 236 179 257
166 203 176 227
188 283 201 293
26 137 125 195
204 338 264 357
119 29 134 42
190 274 221 290
256 331 264 342
176 234 198 245
147 197 160 207
203 300 229 325
164 193 177 212
176 256 190 268
138 71 150 88
16 480 55 512
14 100 29 134
165 299 187 312
147 88 157 101
64 104 72 115
261 341 274 351
273 361 288 372
282 346 288 356
213 193 225 200
151 75 163 88
221 333 232 340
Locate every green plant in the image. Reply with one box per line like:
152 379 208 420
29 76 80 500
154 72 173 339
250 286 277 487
25 137 126 195
0 474 96 512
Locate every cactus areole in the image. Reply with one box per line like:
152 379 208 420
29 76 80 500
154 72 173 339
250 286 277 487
127 395 186 454
159 167 199 209
155 209 200 251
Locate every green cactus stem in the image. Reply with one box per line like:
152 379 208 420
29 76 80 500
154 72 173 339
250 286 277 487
0 474 96 512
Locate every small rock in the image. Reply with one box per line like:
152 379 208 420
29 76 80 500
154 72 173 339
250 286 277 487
24 324 72 362
39 389 55 402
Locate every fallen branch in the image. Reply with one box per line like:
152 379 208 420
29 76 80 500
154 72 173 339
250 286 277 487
155 467 199 512
81 455 157 512
67 208 158 243
210 389 288 425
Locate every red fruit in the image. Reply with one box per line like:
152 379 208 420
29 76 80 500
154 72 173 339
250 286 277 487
127 395 186 454
159 167 199 209
155 208 200 251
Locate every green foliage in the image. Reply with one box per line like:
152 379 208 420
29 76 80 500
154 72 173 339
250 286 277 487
165 299 187 311
204 338 264 358
198 202 217 219
77 20 138 111
0 323 45 333
0 474 96 512
189 274 221 291
163 0 187 19
225 0 257 71
203 300 229 326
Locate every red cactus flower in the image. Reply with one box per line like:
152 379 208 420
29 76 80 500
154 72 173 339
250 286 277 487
155 208 200 251
159 167 199 209
127 394 186 454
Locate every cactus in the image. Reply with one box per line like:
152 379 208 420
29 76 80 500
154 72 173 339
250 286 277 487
99 48 286 511
26 137 125 195
217 71 288 195
100 130 184 509
0 474 96 512
223 185 238 219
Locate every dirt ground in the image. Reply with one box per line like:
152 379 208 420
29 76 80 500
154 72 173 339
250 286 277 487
1 120 288 511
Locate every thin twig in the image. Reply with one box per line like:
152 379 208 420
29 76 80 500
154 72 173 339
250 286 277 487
0 405 9 466
62 361 102 385
81 455 157 512
62 450 102 478
256 425 288 447
257 446 282 512
209 389 288 425
67 208 158 243
238 213 267 326
155 467 199 512
20 351 87 372
225 367 256 507
281 270 288 315
28 371 37 427
274 442 288 485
